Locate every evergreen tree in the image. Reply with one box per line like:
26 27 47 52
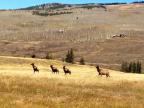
132 62 137 73
128 62 133 72
65 48 74 63
137 61 142 73
70 48 74 63
65 50 70 63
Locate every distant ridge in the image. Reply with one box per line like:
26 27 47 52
18 3 106 10
13 1 144 10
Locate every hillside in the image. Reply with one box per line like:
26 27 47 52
0 56 143 81
0 4 144 71
0 2 144 107
19 3 106 10
0 56 144 107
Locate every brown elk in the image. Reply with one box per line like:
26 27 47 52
63 66 71 75
31 63 39 73
96 65 110 77
50 65 59 74
112 34 126 38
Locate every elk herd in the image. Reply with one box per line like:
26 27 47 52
31 63 110 77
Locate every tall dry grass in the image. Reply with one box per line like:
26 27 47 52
0 56 144 107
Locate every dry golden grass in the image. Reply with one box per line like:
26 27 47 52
0 56 144 108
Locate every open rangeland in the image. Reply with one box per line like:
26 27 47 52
0 4 144 70
0 56 144 108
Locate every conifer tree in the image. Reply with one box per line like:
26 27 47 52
65 48 74 63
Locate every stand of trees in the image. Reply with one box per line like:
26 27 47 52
132 1 144 4
65 48 74 64
32 11 73 16
121 61 142 73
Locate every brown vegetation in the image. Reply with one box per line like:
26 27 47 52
0 4 144 71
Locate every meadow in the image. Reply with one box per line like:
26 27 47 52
0 56 144 107
0 4 144 107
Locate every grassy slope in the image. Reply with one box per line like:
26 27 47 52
0 56 144 107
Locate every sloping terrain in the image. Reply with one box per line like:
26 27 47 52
0 56 144 107
0 4 144 70
0 56 144 82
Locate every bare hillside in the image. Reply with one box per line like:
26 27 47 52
0 4 144 70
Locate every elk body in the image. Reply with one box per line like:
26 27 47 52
31 63 39 73
96 65 110 77
50 65 59 74
63 66 71 75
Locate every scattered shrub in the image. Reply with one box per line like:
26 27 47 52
46 52 53 59
31 54 36 58
79 57 85 65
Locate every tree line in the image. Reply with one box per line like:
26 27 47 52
121 61 142 74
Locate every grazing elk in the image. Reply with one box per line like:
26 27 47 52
96 65 110 77
63 66 71 75
31 63 39 73
112 34 126 38
76 17 79 20
58 29 64 33
50 65 59 74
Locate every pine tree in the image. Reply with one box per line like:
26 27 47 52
70 48 74 63
65 50 70 63
65 49 74 63
132 62 137 73
128 62 133 72
137 61 142 73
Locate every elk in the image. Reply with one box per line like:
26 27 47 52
96 65 110 77
63 66 71 75
31 63 39 73
112 34 126 38
50 65 59 74
58 29 64 33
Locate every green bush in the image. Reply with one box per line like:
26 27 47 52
31 54 36 58
79 57 85 65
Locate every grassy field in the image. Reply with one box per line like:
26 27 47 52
0 56 144 108
0 4 144 107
